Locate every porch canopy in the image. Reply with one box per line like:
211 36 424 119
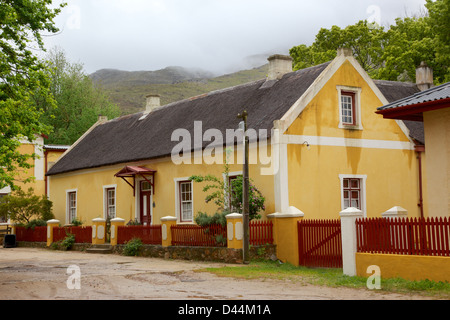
114 165 156 196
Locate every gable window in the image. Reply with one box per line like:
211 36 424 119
179 181 193 222
66 190 77 224
337 86 362 130
339 174 367 216
341 91 356 125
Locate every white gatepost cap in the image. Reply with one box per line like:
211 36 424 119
111 217 125 222
160 216 177 222
339 207 363 217
47 219 60 224
226 213 243 219
92 218 106 222
382 206 408 218
267 206 305 218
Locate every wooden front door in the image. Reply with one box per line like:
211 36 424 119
140 180 152 225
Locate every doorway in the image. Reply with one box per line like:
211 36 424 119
139 180 153 225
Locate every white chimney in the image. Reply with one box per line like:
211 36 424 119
267 54 293 80
416 61 434 91
146 94 161 112
337 47 353 57
98 115 108 122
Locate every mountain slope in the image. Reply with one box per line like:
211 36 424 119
91 64 269 114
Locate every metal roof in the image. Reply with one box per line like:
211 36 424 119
378 82 450 111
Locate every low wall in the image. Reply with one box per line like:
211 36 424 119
15 241 276 264
113 244 277 264
356 252 450 283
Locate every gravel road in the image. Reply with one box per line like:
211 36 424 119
0 247 435 301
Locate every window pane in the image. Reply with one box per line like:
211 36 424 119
351 179 359 188
343 179 349 188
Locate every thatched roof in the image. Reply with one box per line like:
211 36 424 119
47 62 424 176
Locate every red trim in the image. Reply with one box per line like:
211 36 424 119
376 97 450 121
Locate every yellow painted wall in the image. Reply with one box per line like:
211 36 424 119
49 144 275 225
10 143 45 197
356 252 450 282
285 60 422 219
423 108 450 218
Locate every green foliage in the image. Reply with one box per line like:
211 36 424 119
123 238 143 256
0 187 54 225
0 0 65 190
25 219 47 229
60 233 75 251
51 233 75 251
190 156 265 222
194 210 229 227
229 176 265 221
71 217 83 226
36 47 121 145
290 0 450 84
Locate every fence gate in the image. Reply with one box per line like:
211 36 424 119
297 219 342 268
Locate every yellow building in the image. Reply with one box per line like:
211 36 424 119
0 137 69 223
377 80 450 218
46 49 427 226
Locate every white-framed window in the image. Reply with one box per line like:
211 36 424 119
223 171 243 212
66 189 77 224
174 178 193 223
337 86 363 130
103 185 117 219
339 174 367 217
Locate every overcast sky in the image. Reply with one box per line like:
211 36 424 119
42 0 427 75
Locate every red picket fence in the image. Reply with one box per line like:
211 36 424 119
356 217 450 256
53 226 92 243
15 226 47 242
171 224 227 247
297 219 342 268
249 220 273 245
117 225 162 245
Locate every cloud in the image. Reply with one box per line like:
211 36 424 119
44 0 427 74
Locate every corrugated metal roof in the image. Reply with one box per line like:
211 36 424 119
378 82 450 111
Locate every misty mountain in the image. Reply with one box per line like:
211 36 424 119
90 63 269 115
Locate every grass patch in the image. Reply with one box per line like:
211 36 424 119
197 260 450 299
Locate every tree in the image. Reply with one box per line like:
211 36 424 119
290 0 449 84
36 47 121 145
0 187 54 225
0 0 65 190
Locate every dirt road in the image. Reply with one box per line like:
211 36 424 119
0 247 433 301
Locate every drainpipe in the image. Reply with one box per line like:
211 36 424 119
415 145 425 218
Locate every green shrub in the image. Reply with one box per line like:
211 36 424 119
123 238 143 256
50 233 75 251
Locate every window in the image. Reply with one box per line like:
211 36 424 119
339 174 367 216
179 181 193 222
343 178 361 209
106 188 116 219
67 191 77 223
337 86 362 130
341 91 356 125
228 175 242 212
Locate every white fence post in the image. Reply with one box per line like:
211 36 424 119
381 206 408 219
340 207 363 276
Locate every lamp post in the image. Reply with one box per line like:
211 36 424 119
237 110 250 264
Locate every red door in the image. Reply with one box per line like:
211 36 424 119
140 181 152 225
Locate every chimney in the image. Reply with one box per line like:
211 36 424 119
145 94 161 112
337 47 353 57
267 54 293 81
416 61 434 91
98 114 108 122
